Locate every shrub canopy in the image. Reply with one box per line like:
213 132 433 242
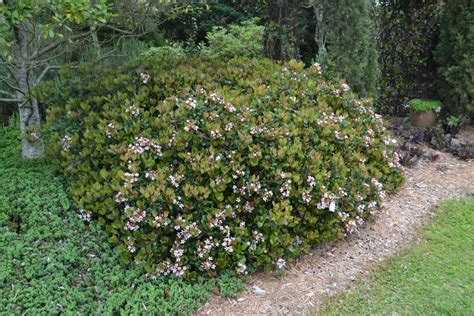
43 56 403 278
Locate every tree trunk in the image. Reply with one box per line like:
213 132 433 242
264 0 301 61
312 2 327 57
17 97 44 159
15 24 44 159
91 25 102 59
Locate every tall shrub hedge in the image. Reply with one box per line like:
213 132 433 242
42 57 403 278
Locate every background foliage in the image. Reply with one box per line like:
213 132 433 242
377 0 442 115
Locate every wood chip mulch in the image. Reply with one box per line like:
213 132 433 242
197 151 474 315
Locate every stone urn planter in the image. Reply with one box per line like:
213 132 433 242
409 99 441 128
410 109 436 127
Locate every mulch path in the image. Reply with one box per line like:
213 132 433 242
198 150 474 315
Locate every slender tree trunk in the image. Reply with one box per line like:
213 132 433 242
15 24 44 159
313 3 327 57
91 25 102 59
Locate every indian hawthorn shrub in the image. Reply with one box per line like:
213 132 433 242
45 57 403 279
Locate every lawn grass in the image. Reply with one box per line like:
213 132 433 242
321 198 474 315
0 119 243 315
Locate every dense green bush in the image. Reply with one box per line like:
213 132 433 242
435 0 474 120
44 56 403 278
141 44 187 60
200 18 264 59
0 119 243 315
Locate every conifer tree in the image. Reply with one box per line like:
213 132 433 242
435 0 474 119
310 0 379 97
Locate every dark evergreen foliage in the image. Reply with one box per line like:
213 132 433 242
435 0 474 120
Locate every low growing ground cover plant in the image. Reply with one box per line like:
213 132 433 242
44 56 404 279
0 119 242 315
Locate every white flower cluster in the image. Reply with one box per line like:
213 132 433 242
126 104 140 117
210 129 222 139
341 83 351 92
154 260 187 277
127 136 162 157
344 216 365 234
152 213 170 228
262 189 274 202
224 122 234 131
243 201 254 213
337 187 348 197
302 190 312 204
280 180 292 197
389 151 401 168
78 208 91 222
209 209 227 228
197 237 218 258
145 170 157 180
126 237 136 253
236 262 247 274
250 126 267 136
140 72 150 84
222 234 235 253
371 178 386 200
115 191 127 204
317 192 337 212
248 230 265 250
169 174 184 188
312 62 322 75
175 221 201 245
276 258 286 269
307 175 317 188
316 112 345 127
61 135 72 151
168 130 177 147
202 256 216 270
207 92 236 113
225 102 236 113
184 98 197 109
123 205 146 231
184 120 199 133
106 123 116 138
123 172 139 188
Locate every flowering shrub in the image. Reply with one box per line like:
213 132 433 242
45 56 403 279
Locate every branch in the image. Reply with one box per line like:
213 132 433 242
0 98 21 102
33 31 91 59
0 89 18 98
0 76 23 94
34 65 61 86
103 24 137 35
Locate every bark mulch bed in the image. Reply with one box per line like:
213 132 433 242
198 150 474 315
